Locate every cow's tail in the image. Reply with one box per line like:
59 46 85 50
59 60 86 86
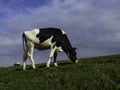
22 33 28 61
22 33 26 51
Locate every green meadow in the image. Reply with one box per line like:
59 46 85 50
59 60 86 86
0 54 120 90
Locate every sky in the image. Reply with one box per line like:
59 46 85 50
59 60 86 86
0 0 120 67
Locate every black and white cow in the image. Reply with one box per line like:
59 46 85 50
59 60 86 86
22 28 78 70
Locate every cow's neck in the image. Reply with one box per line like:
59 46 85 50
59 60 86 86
62 45 72 55
61 35 73 55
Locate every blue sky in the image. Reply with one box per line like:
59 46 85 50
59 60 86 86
0 0 120 67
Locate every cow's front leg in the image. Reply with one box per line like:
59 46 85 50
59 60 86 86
54 52 58 66
47 48 56 67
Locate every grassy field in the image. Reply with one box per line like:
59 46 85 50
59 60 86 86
0 54 120 90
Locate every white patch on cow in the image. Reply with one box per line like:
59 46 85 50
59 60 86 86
24 29 40 43
61 30 66 34
35 36 53 50
41 36 53 46
55 46 63 52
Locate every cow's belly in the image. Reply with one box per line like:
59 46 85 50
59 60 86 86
34 43 50 50
34 43 63 52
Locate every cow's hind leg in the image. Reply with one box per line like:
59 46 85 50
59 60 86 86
23 51 28 70
54 52 58 66
28 46 36 69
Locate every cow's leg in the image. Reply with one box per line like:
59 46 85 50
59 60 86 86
47 48 56 67
28 46 36 69
54 52 58 66
23 51 28 70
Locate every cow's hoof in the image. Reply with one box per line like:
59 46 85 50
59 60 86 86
75 60 78 63
54 63 58 67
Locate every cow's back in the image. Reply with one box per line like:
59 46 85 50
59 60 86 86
36 28 66 43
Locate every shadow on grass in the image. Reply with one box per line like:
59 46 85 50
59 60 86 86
58 61 73 66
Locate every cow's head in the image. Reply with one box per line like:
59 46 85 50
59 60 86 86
68 47 78 63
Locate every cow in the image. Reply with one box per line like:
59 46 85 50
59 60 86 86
22 27 78 70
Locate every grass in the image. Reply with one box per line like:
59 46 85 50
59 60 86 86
0 54 120 90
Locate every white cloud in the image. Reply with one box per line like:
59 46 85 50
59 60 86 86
2 0 120 45
0 35 21 47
